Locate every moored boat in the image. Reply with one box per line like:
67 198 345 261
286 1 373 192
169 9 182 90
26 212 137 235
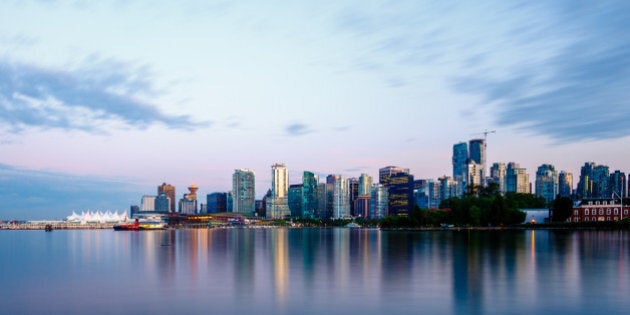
113 219 140 231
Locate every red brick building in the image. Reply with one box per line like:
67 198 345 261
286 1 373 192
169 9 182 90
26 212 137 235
568 199 629 222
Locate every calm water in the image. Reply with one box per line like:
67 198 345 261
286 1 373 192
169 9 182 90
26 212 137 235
1 228 629 315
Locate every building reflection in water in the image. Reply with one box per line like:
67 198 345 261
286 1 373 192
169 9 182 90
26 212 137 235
233 228 255 297
272 228 289 308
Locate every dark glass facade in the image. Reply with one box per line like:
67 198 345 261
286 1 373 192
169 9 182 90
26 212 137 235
155 193 170 212
206 192 227 213
288 184 303 217
302 171 318 219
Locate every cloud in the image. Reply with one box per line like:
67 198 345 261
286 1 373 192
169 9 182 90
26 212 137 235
285 123 313 136
451 1 630 143
0 163 144 220
0 59 205 133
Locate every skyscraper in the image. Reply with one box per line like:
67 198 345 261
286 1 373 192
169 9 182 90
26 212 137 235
233 169 255 215
452 142 468 184
370 184 388 219
348 177 359 216
610 170 627 198
379 166 414 215
288 184 303 217
558 171 573 198
469 139 486 185
302 171 318 219
358 173 373 196
179 183 198 214
141 195 156 211
267 163 290 219
155 193 170 212
327 175 350 219
158 183 176 212
207 192 227 213
466 161 483 193
489 162 507 194
438 176 457 201
577 162 611 199
507 162 530 193
535 164 558 205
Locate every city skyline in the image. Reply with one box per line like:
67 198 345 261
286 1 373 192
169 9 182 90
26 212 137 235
1 1 630 219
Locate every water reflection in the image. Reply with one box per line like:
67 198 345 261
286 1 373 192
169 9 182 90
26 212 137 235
1 229 629 315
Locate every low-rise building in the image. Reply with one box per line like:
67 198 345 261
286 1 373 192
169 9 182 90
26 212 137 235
568 199 629 222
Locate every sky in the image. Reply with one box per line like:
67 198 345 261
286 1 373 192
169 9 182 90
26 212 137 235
1 0 630 220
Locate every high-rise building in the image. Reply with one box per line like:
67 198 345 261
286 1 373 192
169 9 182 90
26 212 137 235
438 176 457 201
267 163 290 219
155 193 170 212
327 175 350 219
141 195 156 211
317 183 328 219
178 183 198 214
452 142 469 185
469 139 486 185
507 162 530 193
233 169 255 215
358 173 373 197
370 184 388 219
610 170 627 198
354 196 370 218
379 166 413 215
206 192 227 213
466 161 483 193
558 171 573 198
288 184 303 217
535 164 558 205
489 162 507 194
577 162 611 199
302 171 318 219
157 183 176 212
348 177 359 216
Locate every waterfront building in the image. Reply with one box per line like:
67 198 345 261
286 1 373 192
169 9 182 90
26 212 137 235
452 142 468 187
349 177 359 216
178 183 199 214
469 139 486 185
317 183 328 218
535 164 558 205
558 171 573 198
158 183 176 213
233 169 256 215
141 195 156 211
379 166 414 215
288 184 303 217
302 171 318 219
369 184 388 219
255 199 265 217
154 193 170 212
354 196 370 218
568 198 629 222
207 192 227 213
267 163 290 219
358 173 373 197
227 191 233 212
327 175 350 219
609 170 627 198
489 162 507 194
507 162 530 193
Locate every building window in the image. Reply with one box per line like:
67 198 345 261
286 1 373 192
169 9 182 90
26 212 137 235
585 217 589 222
604 201 608 205
615 209 619 215
589 201 593 205
585 209 589 215
607 217 611 221
607 209 611 215
599 209 604 215
574 210 578 215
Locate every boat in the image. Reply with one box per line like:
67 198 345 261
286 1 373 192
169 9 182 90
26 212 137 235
44 224 53 232
138 222 167 230
113 219 140 231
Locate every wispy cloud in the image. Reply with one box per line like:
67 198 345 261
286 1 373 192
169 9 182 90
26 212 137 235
285 123 313 136
0 59 205 133
452 1 630 143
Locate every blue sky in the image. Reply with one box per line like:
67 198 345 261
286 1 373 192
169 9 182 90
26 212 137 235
1 0 629 219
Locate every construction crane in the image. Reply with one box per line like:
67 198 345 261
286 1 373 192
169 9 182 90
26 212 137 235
471 130 496 141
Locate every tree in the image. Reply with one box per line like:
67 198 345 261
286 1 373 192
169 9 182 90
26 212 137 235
551 196 573 222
